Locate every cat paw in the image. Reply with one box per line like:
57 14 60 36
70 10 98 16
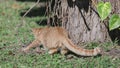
22 48 29 53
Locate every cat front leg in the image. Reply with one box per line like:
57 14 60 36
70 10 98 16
22 39 41 53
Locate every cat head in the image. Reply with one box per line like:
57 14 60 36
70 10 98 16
31 28 42 36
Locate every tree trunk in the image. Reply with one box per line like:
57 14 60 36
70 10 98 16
61 0 112 45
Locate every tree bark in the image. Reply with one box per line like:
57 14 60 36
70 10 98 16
61 0 112 45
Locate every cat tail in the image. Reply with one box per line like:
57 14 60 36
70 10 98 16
63 38 101 56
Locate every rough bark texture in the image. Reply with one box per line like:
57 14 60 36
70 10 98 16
61 0 111 45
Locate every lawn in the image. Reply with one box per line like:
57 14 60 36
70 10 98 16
0 0 120 68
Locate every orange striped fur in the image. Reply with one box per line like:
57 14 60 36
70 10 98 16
23 27 101 56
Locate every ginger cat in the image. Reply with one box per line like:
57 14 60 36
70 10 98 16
23 27 101 56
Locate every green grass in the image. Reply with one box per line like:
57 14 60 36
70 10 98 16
0 0 120 68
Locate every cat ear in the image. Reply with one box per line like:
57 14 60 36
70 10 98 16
31 28 40 32
31 28 42 35
31 28 36 32
31 28 39 35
